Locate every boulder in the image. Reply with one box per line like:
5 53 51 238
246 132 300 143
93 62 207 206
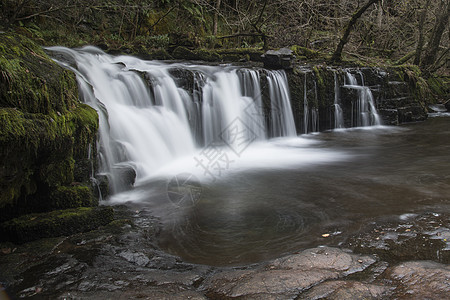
262 48 294 69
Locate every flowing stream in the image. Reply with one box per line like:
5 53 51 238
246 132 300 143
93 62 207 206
48 47 450 266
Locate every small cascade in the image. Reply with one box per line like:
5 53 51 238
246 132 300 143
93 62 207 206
311 81 320 133
300 74 320 134
303 76 309 134
344 71 382 127
267 70 297 137
48 46 298 193
333 73 345 129
201 69 266 147
310 107 319 133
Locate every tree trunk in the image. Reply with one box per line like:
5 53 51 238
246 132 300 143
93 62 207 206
414 0 431 65
331 0 380 63
213 0 221 35
420 0 449 71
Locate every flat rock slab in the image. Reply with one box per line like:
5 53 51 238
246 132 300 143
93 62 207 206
388 261 450 299
299 280 393 299
203 247 376 299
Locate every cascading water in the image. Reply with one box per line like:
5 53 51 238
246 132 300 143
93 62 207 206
333 73 345 129
267 70 297 137
48 46 299 193
303 76 309 134
344 71 382 127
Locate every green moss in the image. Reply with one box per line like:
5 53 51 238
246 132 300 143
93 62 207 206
49 185 97 209
195 49 222 61
427 77 448 102
216 48 264 61
0 33 78 114
290 45 320 59
0 207 114 244
0 33 99 222
312 66 326 107
172 46 198 60
0 105 98 212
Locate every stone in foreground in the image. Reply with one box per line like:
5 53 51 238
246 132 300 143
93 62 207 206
203 247 376 299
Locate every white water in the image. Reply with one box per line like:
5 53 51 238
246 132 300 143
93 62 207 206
344 71 382 127
47 46 347 195
303 76 309 134
267 70 297 137
334 73 345 129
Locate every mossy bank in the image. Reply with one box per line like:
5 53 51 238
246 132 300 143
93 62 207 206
0 32 104 238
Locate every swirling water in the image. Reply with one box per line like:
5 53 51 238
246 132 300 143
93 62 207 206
47 47 450 266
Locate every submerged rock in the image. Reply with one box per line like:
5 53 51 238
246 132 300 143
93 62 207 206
345 212 450 264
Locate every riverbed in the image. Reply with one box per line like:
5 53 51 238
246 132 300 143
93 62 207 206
1 115 449 298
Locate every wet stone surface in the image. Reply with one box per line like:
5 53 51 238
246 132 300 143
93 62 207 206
0 207 449 299
202 247 377 299
345 212 450 264
387 261 450 299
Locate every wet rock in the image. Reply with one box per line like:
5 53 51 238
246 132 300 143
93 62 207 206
299 280 393 299
398 106 427 123
136 270 204 287
269 247 376 275
113 166 136 190
59 286 207 300
388 261 450 299
203 247 376 299
445 100 450 112
262 48 294 69
93 174 109 199
117 250 150 267
345 212 450 264
204 268 338 299
378 109 399 125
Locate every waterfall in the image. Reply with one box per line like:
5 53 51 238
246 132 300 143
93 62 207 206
344 71 382 127
303 76 309 134
333 73 345 129
267 70 297 137
48 46 298 193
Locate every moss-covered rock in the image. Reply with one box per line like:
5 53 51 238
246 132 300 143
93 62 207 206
49 185 98 209
171 46 263 62
0 33 78 113
0 207 114 244
172 46 199 60
0 32 99 222
290 45 320 59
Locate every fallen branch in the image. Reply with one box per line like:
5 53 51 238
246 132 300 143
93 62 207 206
394 50 416 65
15 5 77 21
216 33 266 40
